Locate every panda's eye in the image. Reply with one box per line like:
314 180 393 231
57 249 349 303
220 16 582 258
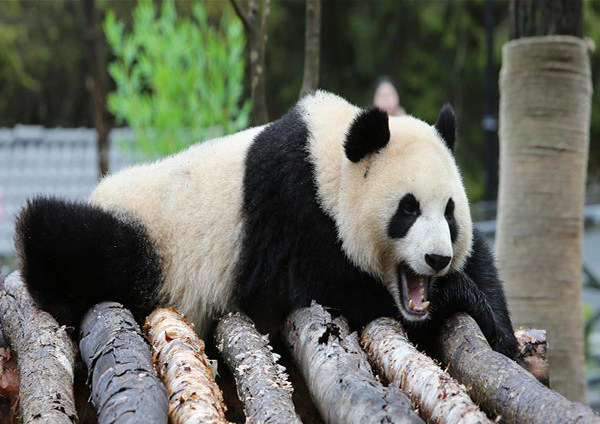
400 194 420 216
445 198 455 218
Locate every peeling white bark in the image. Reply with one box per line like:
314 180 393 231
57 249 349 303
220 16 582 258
361 317 493 424
144 308 228 424
283 302 424 424
515 328 548 386
215 312 301 424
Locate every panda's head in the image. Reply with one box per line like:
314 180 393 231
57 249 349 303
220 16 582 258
336 104 473 322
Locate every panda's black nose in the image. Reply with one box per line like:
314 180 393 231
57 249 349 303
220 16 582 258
425 254 451 272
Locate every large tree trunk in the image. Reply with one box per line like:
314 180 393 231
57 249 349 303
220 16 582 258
496 0 590 402
299 0 321 98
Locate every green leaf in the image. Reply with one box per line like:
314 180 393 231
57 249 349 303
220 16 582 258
104 0 249 158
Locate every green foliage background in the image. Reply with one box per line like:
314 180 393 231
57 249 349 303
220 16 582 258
0 0 599 199
104 0 249 157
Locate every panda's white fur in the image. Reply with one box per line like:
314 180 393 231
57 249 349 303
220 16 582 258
90 126 264 334
16 90 517 359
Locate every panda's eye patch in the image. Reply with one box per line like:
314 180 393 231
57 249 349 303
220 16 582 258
445 198 455 218
388 193 420 239
400 194 420 216
445 198 458 243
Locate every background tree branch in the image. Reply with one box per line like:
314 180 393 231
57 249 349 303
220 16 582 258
299 0 321 98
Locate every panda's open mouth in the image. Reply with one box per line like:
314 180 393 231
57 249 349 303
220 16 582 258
398 265 431 317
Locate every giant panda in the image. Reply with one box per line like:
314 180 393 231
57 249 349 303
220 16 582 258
15 91 518 359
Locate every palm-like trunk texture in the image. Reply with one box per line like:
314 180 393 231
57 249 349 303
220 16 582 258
496 36 591 402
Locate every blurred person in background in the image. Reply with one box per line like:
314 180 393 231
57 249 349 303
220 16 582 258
372 75 406 116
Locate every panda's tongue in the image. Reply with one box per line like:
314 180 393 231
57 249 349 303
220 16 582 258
406 272 427 311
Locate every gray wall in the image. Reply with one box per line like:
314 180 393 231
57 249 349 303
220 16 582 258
0 126 138 256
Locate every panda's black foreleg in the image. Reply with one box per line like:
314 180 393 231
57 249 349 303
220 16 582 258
433 273 518 359
449 229 519 359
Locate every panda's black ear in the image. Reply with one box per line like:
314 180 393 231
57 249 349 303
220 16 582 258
344 107 390 163
434 103 457 153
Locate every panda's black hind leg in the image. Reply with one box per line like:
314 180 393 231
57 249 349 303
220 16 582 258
14 196 164 328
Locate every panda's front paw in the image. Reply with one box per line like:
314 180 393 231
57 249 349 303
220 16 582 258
491 328 519 361
434 274 499 350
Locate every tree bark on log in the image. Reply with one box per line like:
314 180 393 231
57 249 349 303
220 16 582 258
299 0 321 98
0 272 78 424
0 323 18 422
439 313 600 424
282 302 424 424
79 302 168 424
0 344 18 423
215 312 301 424
496 35 591 402
361 318 492 424
144 308 228 424
515 328 549 386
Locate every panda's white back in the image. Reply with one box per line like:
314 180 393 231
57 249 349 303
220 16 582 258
89 125 265 333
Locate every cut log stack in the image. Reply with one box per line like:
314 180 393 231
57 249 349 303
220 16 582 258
282 302 424 424
0 270 599 424
361 317 492 424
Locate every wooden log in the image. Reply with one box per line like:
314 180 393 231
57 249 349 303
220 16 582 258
215 312 301 424
144 308 228 424
282 302 424 424
0 272 78 424
0 322 19 422
0 344 19 423
361 317 492 424
79 302 168 424
440 313 600 424
515 328 549 386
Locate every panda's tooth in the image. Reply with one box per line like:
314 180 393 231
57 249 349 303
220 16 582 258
408 299 415 310
422 301 430 310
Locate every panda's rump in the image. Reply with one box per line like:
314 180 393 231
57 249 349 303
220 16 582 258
90 126 263 334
